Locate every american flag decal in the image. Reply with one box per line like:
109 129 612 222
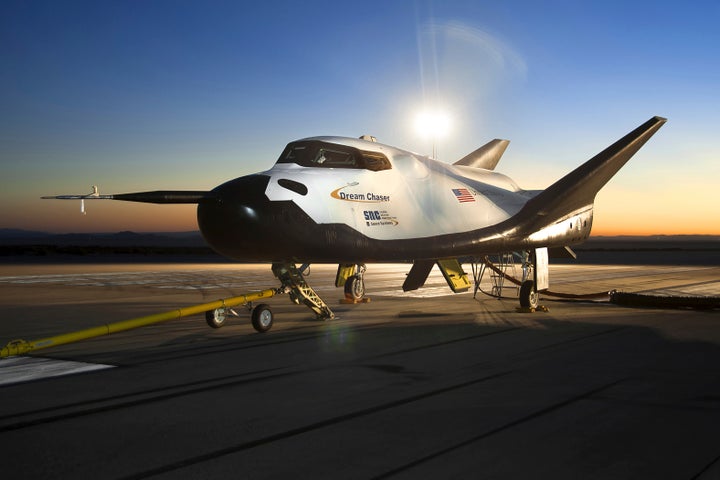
452 188 475 203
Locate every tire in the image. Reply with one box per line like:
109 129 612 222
519 280 539 309
206 308 227 328
344 275 365 301
251 304 273 333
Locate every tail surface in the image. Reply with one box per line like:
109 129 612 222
512 116 666 233
453 139 510 170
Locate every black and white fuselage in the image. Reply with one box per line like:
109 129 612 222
197 135 595 263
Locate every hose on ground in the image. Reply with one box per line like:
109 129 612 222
480 257 719 309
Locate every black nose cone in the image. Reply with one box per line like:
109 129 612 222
197 174 272 260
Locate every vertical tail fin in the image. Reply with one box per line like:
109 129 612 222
453 139 510 170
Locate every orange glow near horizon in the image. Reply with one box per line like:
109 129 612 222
2 199 199 234
590 187 720 236
591 218 720 236
590 225 720 237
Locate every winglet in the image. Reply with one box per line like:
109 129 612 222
515 116 666 231
454 139 510 170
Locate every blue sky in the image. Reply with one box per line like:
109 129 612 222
1 0 718 234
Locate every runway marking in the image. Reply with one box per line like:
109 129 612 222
0 357 113 386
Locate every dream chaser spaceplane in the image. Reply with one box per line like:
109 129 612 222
45 116 666 331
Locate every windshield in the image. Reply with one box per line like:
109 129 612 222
277 140 391 171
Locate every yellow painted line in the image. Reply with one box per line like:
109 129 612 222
1 288 277 358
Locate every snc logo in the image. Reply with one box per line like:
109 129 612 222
363 211 382 221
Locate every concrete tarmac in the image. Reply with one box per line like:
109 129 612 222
0 262 719 479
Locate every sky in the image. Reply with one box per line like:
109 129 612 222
1 0 719 235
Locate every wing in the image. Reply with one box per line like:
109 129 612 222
510 116 667 234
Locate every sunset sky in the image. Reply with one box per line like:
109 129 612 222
1 0 719 235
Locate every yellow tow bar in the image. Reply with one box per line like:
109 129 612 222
1 288 278 358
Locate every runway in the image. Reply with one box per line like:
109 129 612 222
0 262 719 479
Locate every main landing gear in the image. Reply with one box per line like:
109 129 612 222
471 247 549 310
340 264 366 302
519 279 539 309
517 250 540 309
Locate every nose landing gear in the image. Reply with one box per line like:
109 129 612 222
341 264 367 302
272 263 335 320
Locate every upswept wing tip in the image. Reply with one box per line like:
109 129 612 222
513 115 667 231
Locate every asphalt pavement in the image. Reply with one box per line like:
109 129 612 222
0 262 718 479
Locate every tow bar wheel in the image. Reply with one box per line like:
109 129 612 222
206 307 228 328
251 304 274 333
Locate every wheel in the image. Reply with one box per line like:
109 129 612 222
206 307 227 328
251 304 273 333
344 275 365 301
519 280 539 309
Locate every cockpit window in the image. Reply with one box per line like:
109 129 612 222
314 148 356 167
277 141 391 171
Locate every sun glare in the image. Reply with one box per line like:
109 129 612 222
414 110 452 139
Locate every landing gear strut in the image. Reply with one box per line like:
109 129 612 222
272 263 335 320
